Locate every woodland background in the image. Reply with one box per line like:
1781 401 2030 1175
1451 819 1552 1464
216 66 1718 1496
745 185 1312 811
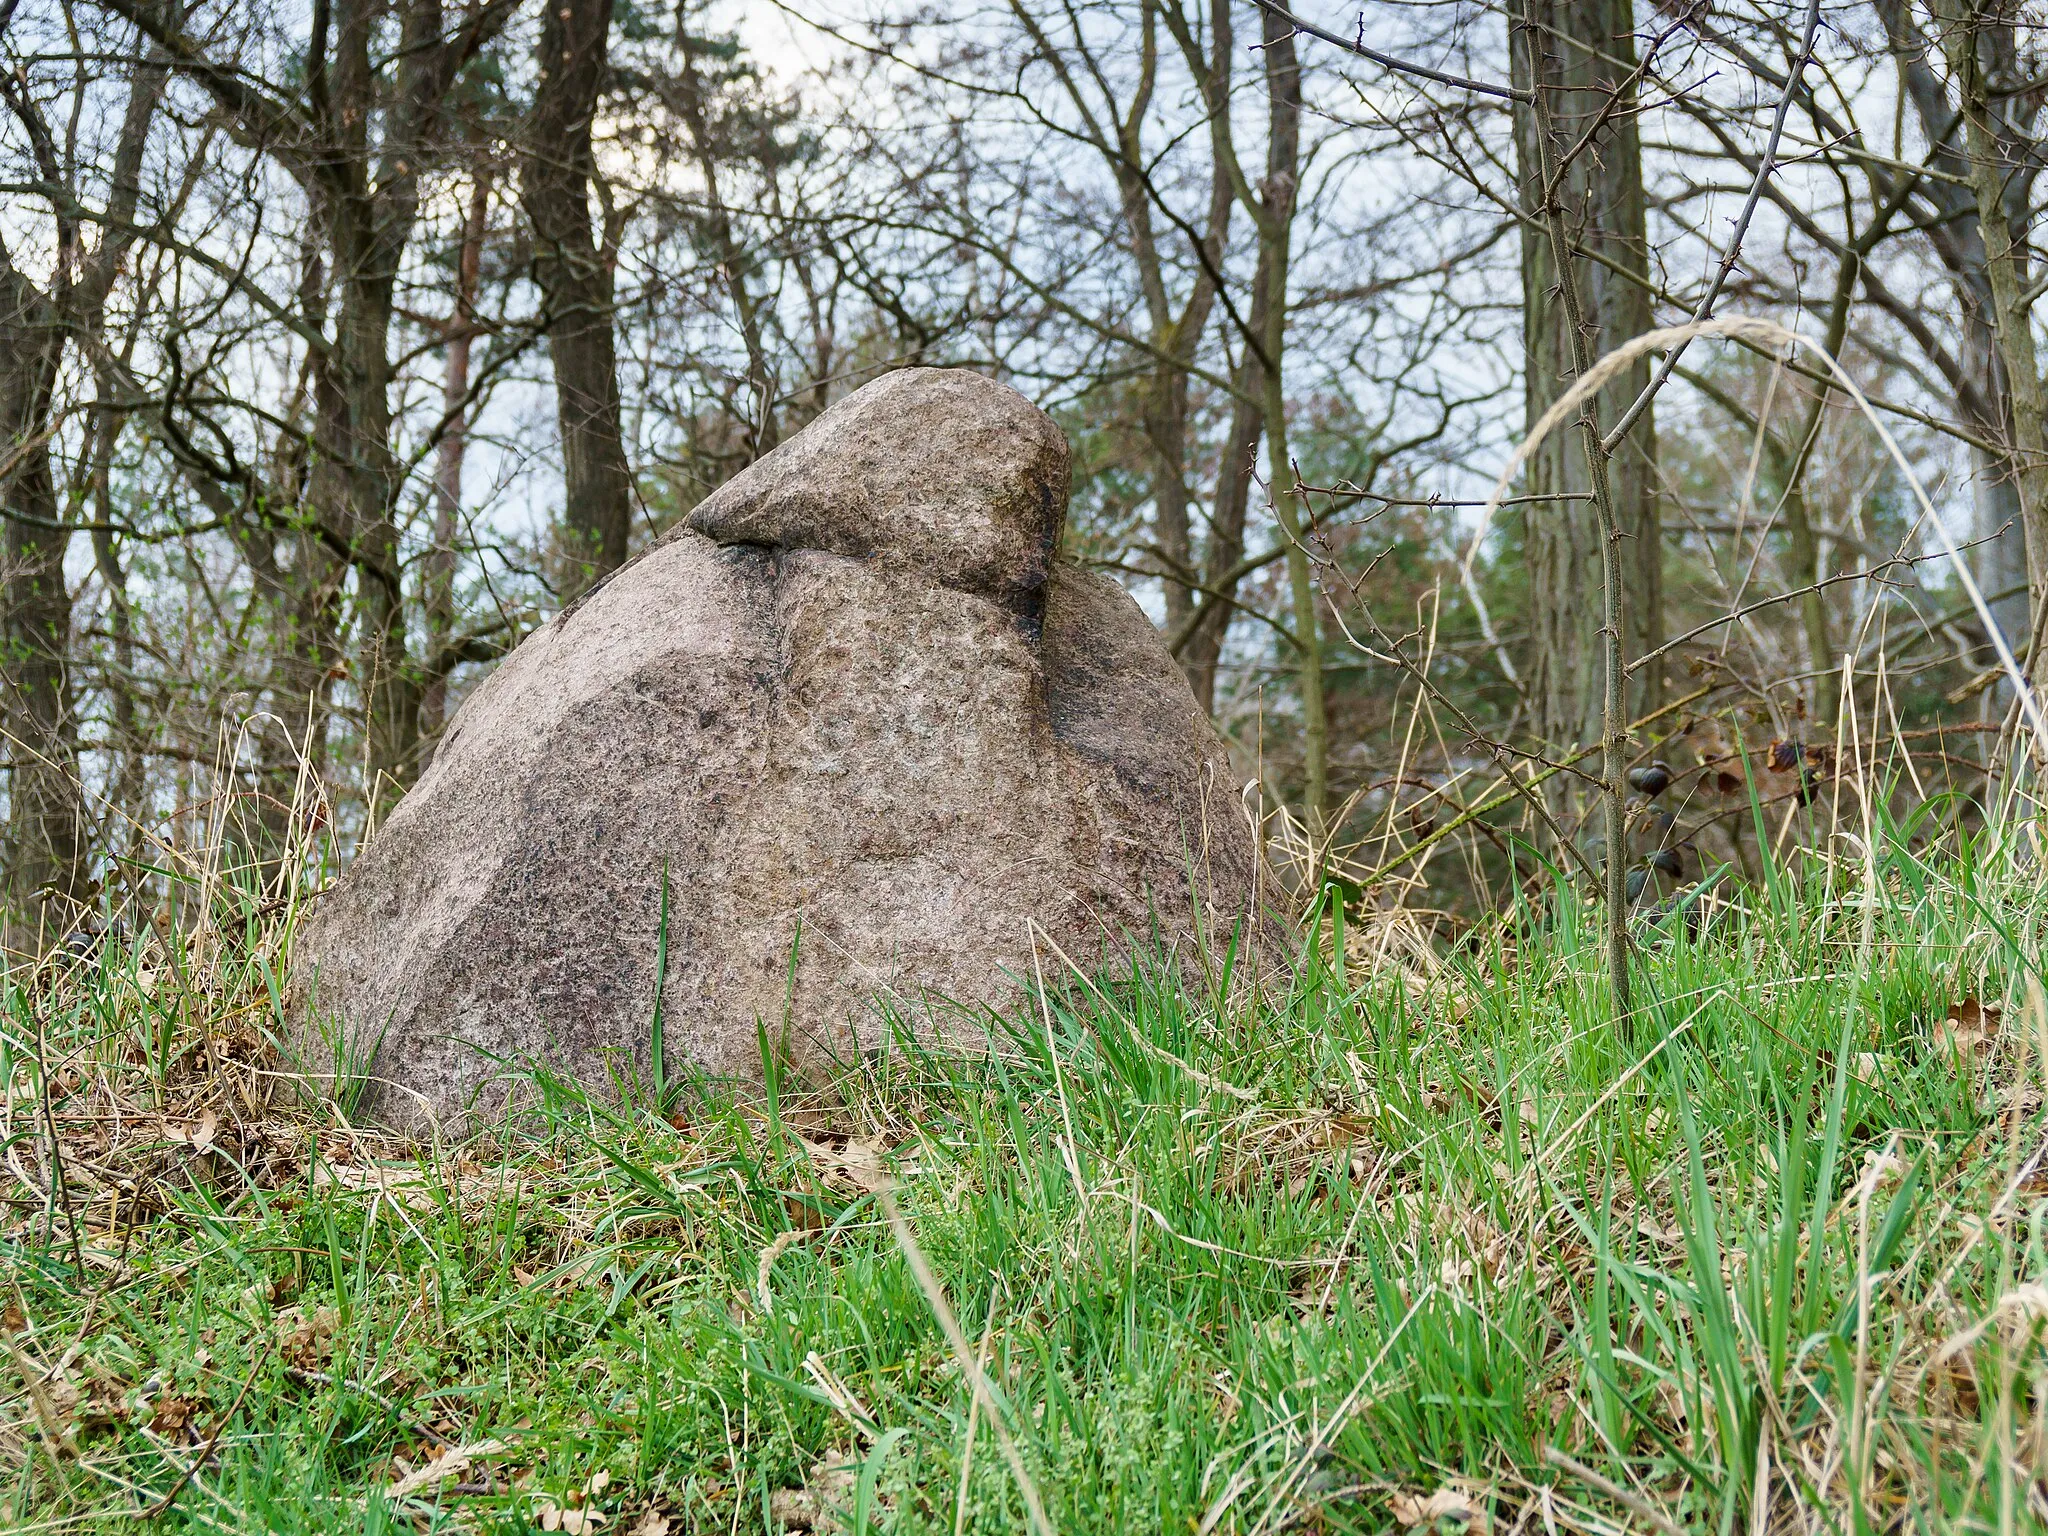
2 0 2044 938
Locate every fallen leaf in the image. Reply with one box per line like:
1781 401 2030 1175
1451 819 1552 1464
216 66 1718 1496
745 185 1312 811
1390 1486 1487 1531
276 1306 340 1368
800 1136 897 1195
1939 999 2002 1058
166 1111 218 1152
149 1395 195 1436
1950 998 2002 1031
625 1510 670 1536
71 1379 130 1435
385 1437 508 1501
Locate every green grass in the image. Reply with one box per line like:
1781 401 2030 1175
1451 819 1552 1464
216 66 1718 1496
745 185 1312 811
5 827 2048 1533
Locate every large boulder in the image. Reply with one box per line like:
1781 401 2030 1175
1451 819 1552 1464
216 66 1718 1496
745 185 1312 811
293 368 1265 1130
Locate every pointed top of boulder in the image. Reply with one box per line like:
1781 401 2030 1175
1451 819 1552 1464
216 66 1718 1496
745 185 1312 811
684 367 1070 618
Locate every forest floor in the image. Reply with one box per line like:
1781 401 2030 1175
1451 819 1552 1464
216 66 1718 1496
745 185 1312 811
4 834 2047 1534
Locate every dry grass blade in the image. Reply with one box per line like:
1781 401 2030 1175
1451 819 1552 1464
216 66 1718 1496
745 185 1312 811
879 1188 1056 1536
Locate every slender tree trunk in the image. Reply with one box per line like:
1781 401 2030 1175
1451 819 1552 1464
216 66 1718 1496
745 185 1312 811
1878 0 2035 662
1146 372 1196 636
1150 0 1240 707
88 369 147 868
247 513 345 859
326 239 415 810
1181 379 1263 715
422 168 491 746
1517 4 1637 1026
1778 257 1855 722
1966 329 2032 654
0 46 160 930
1139 209 1229 670
0 260 85 933
1249 6 1327 834
671 36 778 459
101 0 505 819
1511 0 1660 760
328 0 454 811
523 0 634 593
251 246 346 851
1111 1 1229 652
1940 0 2048 663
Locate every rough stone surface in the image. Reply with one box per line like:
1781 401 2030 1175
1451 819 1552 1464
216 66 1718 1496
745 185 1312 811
293 367 1265 1130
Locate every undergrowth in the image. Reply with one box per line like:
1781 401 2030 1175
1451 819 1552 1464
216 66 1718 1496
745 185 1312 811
4 819 2048 1533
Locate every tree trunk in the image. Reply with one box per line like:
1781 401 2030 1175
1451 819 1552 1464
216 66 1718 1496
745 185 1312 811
1779 259 1854 723
247 515 346 858
422 168 492 745
97 0 508 816
323 232 415 811
1878 0 2036 662
1939 0 2048 663
1149 0 1242 707
88 369 147 872
523 0 634 593
1966 333 2032 654
1511 0 1660 757
1180 380 1263 715
246 243 345 850
326 0 478 812
1251 5 1328 834
1146 370 1197 636
0 259 85 933
0 41 161 930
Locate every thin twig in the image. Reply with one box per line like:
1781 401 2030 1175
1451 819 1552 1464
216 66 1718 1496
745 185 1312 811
1249 0 1527 102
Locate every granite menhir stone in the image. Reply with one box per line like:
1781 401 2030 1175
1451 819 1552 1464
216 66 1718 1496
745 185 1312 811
292 367 1264 1131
